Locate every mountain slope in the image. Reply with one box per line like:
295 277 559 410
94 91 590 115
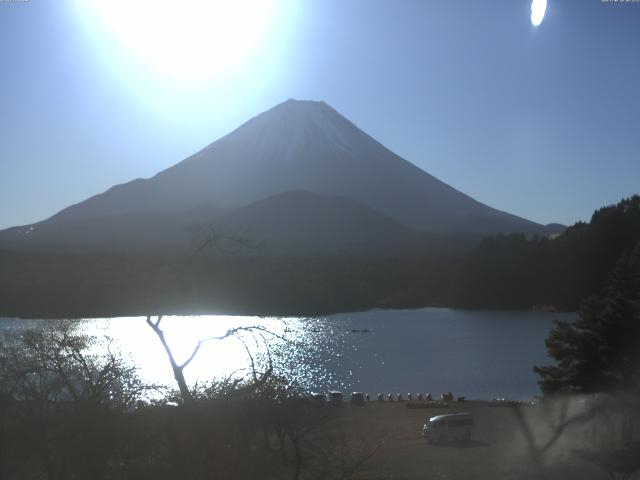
212 190 433 255
43 99 544 235
0 205 224 253
0 190 442 255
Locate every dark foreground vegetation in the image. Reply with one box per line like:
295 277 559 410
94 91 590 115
1 196 639 318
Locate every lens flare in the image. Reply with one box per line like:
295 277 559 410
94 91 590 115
531 0 547 27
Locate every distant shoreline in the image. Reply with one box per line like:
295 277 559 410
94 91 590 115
1 304 576 321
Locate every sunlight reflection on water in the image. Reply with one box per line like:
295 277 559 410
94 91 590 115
1 308 575 399
78 315 351 393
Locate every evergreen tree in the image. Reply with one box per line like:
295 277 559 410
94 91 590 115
534 243 640 394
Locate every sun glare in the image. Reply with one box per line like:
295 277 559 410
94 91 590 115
531 0 547 27
81 0 277 84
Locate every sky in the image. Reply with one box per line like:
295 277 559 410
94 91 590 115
0 0 639 229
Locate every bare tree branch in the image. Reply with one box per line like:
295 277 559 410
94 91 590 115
146 316 283 404
190 224 260 259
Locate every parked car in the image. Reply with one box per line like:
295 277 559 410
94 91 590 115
329 391 343 405
422 412 475 443
310 392 327 403
350 392 366 405
441 392 454 402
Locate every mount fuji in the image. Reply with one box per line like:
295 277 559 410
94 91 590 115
0 99 560 254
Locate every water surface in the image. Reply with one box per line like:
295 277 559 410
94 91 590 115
0 308 573 399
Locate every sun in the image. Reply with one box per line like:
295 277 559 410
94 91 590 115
531 0 547 27
79 0 277 84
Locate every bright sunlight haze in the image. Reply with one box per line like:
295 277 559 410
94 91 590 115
77 0 278 84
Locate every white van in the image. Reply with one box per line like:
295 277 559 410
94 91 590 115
422 412 475 443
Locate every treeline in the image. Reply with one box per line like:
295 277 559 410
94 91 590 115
454 195 640 310
0 252 457 318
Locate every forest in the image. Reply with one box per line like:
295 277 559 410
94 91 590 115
455 195 640 310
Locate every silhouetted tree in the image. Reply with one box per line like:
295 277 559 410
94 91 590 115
0 321 149 479
146 315 276 405
534 243 640 394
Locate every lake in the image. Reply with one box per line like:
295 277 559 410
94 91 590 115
0 308 574 400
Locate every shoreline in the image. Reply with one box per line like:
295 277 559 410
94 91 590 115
1 304 576 321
